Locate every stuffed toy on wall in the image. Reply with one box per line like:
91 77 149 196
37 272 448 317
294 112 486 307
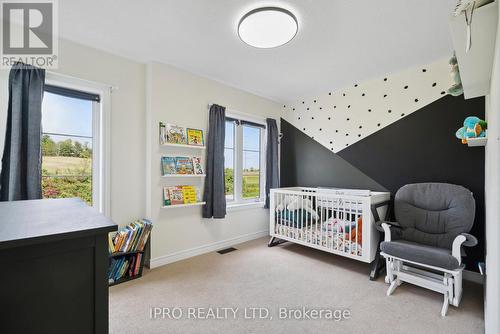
456 116 487 144
447 54 464 96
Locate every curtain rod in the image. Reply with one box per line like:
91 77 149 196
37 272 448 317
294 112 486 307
207 103 267 123
45 70 119 91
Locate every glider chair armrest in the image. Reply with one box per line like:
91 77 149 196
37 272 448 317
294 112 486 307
452 233 478 265
460 233 478 247
377 221 401 242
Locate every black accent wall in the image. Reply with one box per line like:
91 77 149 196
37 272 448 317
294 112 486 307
280 120 388 191
280 95 485 271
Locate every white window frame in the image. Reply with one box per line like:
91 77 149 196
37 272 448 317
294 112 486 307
225 110 266 209
44 72 112 216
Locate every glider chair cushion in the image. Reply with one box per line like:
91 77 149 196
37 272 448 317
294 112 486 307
392 183 475 250
380 183 476 269
380 240 459 270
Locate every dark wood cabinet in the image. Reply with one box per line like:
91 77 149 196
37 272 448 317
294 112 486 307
0 198 117 334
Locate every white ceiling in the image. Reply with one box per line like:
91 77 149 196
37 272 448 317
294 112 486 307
58 0 457 103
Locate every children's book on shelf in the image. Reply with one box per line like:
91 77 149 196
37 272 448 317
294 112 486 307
163 187 171 206
166 124 186 144
175 156 194 174
109 219 153 254
168 186 185 205
159 122 167 145
182 185 197 204
192 157 204 174
186 128 204 146
163 185 200 205
108 253 143 284
161 156 177 175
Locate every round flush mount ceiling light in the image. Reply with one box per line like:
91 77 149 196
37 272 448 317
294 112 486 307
238 7 298 48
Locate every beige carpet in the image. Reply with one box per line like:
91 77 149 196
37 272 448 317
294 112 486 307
110 237 484 334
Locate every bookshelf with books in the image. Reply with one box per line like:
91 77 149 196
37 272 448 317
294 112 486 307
159 122 205 148
108 219 153 286
162 185 204 208
159 122 206 208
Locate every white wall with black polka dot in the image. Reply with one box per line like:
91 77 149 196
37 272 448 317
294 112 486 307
281 58 452 153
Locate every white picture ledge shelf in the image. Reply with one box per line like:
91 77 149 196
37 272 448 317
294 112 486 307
162 174 206 178
467 137 487 147
162 202 206 209
161 143 206 149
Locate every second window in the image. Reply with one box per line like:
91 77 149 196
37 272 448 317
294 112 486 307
224 116 266 205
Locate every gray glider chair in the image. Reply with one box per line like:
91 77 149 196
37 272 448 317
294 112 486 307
379 183 477 316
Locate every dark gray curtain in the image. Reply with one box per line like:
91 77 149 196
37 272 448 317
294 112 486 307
202 104 226 218
265 118 279 208
0 62 45 201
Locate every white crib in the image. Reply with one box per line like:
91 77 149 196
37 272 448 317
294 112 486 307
269 187 390 264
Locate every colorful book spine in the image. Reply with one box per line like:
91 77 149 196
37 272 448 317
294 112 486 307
182 185 197 204
163 187 171 206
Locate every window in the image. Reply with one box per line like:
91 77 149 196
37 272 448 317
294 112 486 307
224 114 266 206
40 77 109 214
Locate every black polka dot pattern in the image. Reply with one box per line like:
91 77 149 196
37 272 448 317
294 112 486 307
287 64 443 153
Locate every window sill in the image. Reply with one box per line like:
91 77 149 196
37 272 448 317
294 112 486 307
226 201 265 212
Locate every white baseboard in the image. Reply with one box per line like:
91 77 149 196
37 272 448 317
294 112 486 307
149 230 269 269
463 269 484 284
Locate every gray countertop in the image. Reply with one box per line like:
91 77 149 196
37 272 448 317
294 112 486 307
0 198 118 250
